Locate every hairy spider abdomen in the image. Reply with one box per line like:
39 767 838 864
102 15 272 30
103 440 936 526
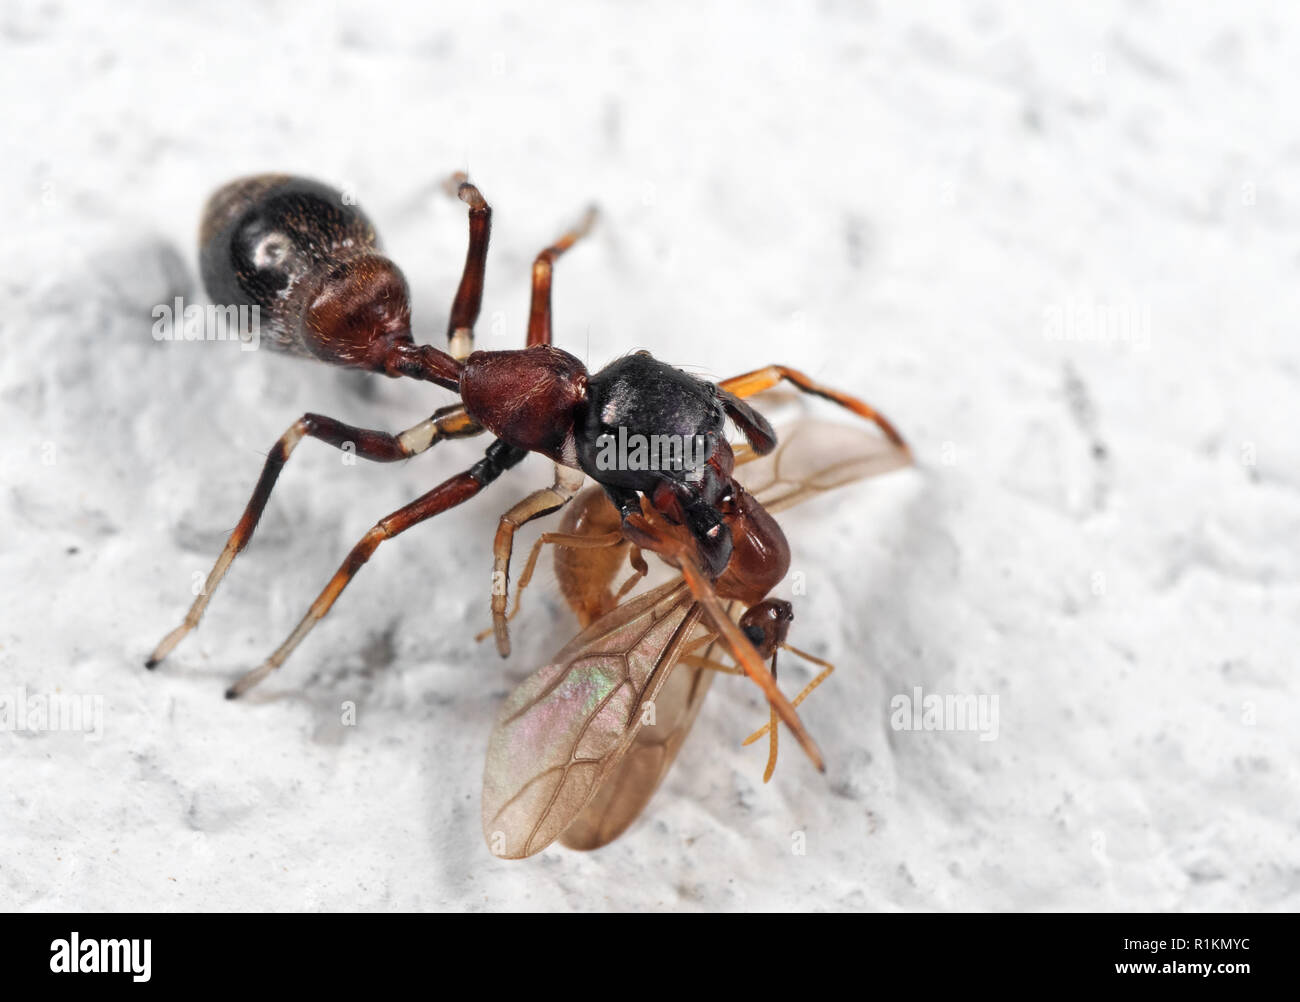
199 174 414 366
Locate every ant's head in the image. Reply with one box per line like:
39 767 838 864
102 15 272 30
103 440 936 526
302 253 413 370
739 599 794 659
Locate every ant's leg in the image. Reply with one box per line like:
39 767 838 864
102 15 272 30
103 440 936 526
526 205 599 347
488 463 587 656
679 650 782 781
226 439 528 698
679 655 743 675
743 646 836 782
147 405 481 669
616 511 825 772
718 365 910 455
610 546 648 605
684 643 835 783
445 174 491 359
743 646 836 742
474 527 626 645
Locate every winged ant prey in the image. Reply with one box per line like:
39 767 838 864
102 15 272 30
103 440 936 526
482 417 911 857
144 173 912 851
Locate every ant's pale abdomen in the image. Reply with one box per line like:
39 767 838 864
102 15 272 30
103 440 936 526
554 486 631 628
198 174 413 368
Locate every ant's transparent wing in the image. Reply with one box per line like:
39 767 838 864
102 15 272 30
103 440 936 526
740 417 911 515
556 419 911 850
558 613 725 851
481 579 700 860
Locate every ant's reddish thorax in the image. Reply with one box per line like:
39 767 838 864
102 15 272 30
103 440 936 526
715 484 791 605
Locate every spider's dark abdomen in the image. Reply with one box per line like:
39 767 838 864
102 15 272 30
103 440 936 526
198 174 383 357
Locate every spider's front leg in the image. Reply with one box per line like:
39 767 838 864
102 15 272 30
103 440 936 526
718 365 910 456
482 482 650 654
443 174 491 360
477 197 601 654
487 463 586 657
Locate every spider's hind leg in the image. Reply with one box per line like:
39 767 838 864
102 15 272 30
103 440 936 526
146 404 481 670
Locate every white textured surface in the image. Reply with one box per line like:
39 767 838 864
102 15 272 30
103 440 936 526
2 1 1297 911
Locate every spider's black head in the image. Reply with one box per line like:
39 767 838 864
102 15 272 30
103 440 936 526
576 351 727 493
